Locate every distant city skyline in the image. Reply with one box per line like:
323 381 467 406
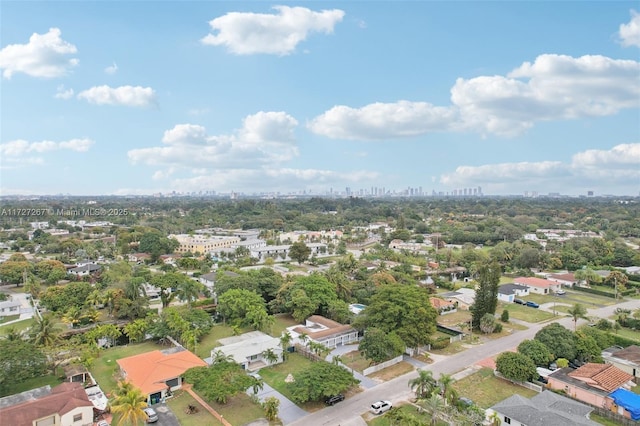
1 2 639 196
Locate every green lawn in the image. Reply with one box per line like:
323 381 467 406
498 303 555 323
0 314 20 324
195 324 248 358
562 291 617 307
208 392 266 425
591 413 626 426
452 368 537 409
0 318 34 336
614 327 640 343
166 390 224 426
259 353 326 411
366 404 447 426
1 369 64 397
269 314 299 337
89 341 165 394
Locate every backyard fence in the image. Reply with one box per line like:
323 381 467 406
362 355 404 376
294 344 325 362
494 371 543 393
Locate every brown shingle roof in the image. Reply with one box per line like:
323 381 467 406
611 345 640 364
568 363 633 392
0 382 93 426
306 315 342 329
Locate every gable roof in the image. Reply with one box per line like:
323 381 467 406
491 391 598 426
0 382 93 426
498 283 528 295
568 363 634 392
548 273 577 282
430 297 455 309
117 348 207 395
514 276 554 288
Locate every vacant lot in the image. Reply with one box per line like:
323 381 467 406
166 390 224 426
342 350 372 373
497 303 554 323
435 310 471 328
208 392 266 425
452 368 537 408
368 361 414 381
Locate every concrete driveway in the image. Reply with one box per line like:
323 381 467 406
250 382 308 425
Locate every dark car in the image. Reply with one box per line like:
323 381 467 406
325 394 345 405
526 301 539 308
514 298 526 305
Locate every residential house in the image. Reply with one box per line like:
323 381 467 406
489 390 599 426
214 331 282 371
0 382 94 426
127 252 151 263
440 288 475 310
497 284 530 303
514 276 560 295
0 300 21 317
198 270 240 292
68 263 101 277
289 315 359 349
429 297 457 315
547 273 578 288
608 388 640 421
603 345 640 380
547 363 635 408
623 266 640 276
117 347 207 404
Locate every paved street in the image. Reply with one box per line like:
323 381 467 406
287 299 640 426
250 381 308 424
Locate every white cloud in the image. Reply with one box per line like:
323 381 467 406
308 101 457 140
0 138 94 157
201 6 345 55
619 10 640 47
128 111 299 169
0 28 78 79
439 143 640 194
309 54 639 139
77 85 157 107
104 62 118 74
54 84 74 99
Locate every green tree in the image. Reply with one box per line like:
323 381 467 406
288 362 358 403
184 361 255 404
574 268 602 287
357 284 437 350
500 309 509 323
29 315 60 347
176 279 205 306
535 323 577 361
0 340 48 395
437 373 457 406
408 369 438 399
262 348 280 365
575 331 603 363
0 260 32 285
567 303 588 331
479 313 496 334
471 260 501 328
496 352 537 382
280 331 292 361
124 319 149 343
358 327 405 363
263 396 280 422
218 289 271 330
420 394 446 426
289 241 311 264
517 339 553 367
110 384 148 426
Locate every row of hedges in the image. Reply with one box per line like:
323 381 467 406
572 286 635 298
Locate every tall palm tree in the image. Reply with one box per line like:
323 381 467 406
420 394 446 426
568 303 588 331
438 373 457 406
250 375 264 394
110 385 148 426
30 315 60 347
298 332 309 347
280 331 292 361
409 370 438 400
177 280 203 307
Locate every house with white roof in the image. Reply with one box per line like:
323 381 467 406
214 331 282 371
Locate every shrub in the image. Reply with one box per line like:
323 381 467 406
494 323 503 333
501 310 509 323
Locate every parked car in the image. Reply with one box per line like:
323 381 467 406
556 289 566 295
458 397 474 407
514 298 526 305
325 394 345 405
526 301 540 308
144 407 158 423
370 400 392 415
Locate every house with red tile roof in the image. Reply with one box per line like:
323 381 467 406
429 297 457 314
0 382 94 426
117 347 207 404
513 276 560 295
548 363 635 408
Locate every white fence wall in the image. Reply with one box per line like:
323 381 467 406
494 370 543 393
362 355 404 376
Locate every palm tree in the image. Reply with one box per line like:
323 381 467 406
332 354 344 365
211 349 234 364
81 308 101 324
488 410 502 426
110 385 148 426
263 396 280 422
409 370 438 400
437 373 457 406
568 303 588 331
262 348 279 365
615 308 632 326
30 315 59 347
250 375 264 394
280 331 292 361
177 280 203 307
298 332 309 347
3 326 24 341
420 394 446 426
62 306 84 328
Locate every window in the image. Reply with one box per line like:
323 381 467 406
504 416 511 424
73 413 83 422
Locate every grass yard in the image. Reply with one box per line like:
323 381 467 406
452 368 537 409
498 303 555 323
0 314 20 324
341 350 372 373
196 324 249 358
365 403 448 426
259 353 326 411
208 393 266 425
368 361 414 381
614 327 640 343
563 291 617 307
90 341 165 394
166 390 224 426
269 314 299 338
591 413 626 426
430 340 468 355
0 317 34 336
1 369 64 397
435 310 471 328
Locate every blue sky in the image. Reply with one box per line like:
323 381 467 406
1 1 639 196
